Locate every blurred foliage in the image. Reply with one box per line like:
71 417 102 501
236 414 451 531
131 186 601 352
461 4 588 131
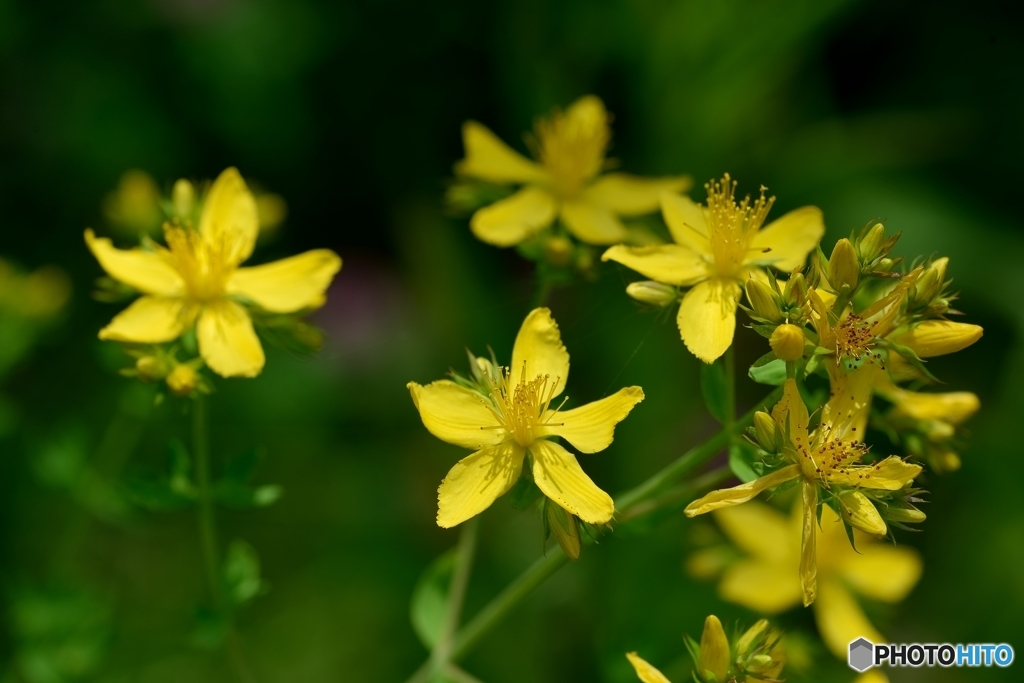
0 0 1021 681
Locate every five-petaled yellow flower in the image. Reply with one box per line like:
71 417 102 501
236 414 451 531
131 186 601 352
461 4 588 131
86 168 342 378
456 95 690 247
408 308 643 528
694 501 921 660
603 174 824 363
685 368 922 605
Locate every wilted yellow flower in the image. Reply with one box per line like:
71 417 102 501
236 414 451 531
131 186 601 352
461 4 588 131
408 308 643 528
697 501 921 659
604 175 823 362
456 95 690 247
86 168 342 378
685 370 922 605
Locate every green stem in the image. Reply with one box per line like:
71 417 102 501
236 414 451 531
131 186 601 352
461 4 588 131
531 274 554 309
616 466 733 524
193 394 222 609
724 346 736 444
430 516 480 669
193 396 258 683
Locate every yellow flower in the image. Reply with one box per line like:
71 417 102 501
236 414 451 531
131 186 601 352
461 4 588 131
103 169 162 236
685 370 922 605
603 175 823 363
701 501 921 660
408 308 643 528
456 95 690 247
86 168 342 378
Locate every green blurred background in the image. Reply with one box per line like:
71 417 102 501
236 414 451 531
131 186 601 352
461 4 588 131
0 0 1021 681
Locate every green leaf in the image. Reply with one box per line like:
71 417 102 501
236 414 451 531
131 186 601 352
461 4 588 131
748 358 787 386
700 359 729 423
223 539 266 608
409 549 457 650
728 444 759 483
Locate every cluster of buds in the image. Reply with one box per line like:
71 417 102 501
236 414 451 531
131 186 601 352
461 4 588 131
627 615 785 683
121 346 210 400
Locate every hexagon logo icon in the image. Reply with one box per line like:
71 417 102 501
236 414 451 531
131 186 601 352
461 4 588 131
849 637 874 672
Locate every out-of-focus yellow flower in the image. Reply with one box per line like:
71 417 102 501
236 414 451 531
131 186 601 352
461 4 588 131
604 175 823 362
686 370 922 605
103 170 163 236
456 95 690 247
0 260 71 318
625 652 671 683
696 501 921 659
256 192 288 240
408 308 643 528
86 168 342 378
855 671 891 683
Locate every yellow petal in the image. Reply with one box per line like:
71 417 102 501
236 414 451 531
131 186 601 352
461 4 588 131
822 363 877 439
719 559 802 614
530 439 614 525
511 307 569 398
887 388 980 425
199 168 259 268
771 378 809 448
684 464 800 517
625 652 672 683
660 193 711 257
539 386 644 453
826 456 921 490
85 230 184 296
227 249 342 313
470 186 557 247
98 295 192 343
559 199 629 245
800 480 818 607
454 121 547 183
748 206 825 271
894 320 983 358
196 298 265 378
840 544 922 603
407 380 503 449
601 245 711 287
713 501 794 563
676 278 741 363
437 441 525 528
584 173 692 216
813 579 883 659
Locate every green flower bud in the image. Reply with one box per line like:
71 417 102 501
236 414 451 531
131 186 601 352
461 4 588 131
858 222 886 261
838 490 887 536
172 179 195 220
828 238 860 291
545 502 581 560
626 281 677 307
698 615 730 683
544 235 574 268
745 279 782 322
753 411 779 452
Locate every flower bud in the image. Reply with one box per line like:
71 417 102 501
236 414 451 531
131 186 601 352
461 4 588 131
135 355 168 382
858 222 886 261
769 323 805 362
172 179 195 219
544 235 574 268
746 654 775 673
932 449 961 473
895 320 983 358
752 411 778 452
745 279 781 322
698 615 730 683
545 502 581 560
884 504 927 524
166 364 199 397
828 238 860 291
626 281 677 307
838 491 887 536
736 619 769 658
783 272 807 306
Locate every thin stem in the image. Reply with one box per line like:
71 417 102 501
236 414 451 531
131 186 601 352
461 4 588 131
616 466 733 524
532 273 554 309
430 516 480 669
193 394 222 609
724 346 736 444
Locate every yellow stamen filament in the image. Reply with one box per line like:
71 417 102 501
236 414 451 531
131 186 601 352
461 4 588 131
704 174 775 277
480 362 566 447
533 108 610 199
163 226 232 301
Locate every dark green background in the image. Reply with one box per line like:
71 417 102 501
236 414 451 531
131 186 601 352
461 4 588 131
0 0 1020 681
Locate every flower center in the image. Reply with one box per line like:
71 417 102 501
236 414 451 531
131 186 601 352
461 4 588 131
795 425 870 481
163 225 232 302
533 106 610 199
482 363 566 447
834 314 875 361
704 174 775 277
